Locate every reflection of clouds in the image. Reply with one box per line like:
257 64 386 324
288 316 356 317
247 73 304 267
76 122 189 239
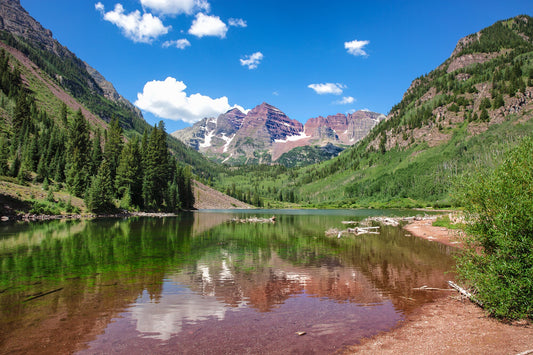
219 259 233 281
130 284 230 341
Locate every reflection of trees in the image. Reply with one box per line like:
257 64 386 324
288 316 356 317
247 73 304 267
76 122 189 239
0 212 455 353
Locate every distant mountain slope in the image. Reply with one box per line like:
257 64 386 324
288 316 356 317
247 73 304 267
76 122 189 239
299 14 533 206
172 102 384 166
213 15 533 208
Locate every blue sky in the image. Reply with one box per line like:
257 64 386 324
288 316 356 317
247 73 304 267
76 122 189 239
21 0 532 132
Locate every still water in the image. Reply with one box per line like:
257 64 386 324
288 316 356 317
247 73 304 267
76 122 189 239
0 209 456 354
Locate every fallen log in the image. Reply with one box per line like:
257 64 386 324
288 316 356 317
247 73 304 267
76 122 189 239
413 285 455 291
448 281 483 306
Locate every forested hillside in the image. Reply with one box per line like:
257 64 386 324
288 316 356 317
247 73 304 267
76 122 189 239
214 15 533 208
0 47 195 213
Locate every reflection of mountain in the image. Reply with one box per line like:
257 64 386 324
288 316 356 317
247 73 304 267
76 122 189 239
0 211 455 353
172 252 384 314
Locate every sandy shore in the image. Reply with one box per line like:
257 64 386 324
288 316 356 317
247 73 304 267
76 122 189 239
344 217 533 355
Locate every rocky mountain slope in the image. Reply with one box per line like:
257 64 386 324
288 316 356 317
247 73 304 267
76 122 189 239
172 102 384 166
364 15 533 153
0 0 140 123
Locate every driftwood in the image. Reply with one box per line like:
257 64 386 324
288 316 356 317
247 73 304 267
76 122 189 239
413 285 455 291
231 216 276 224
326 226 380 238
448 281 483 306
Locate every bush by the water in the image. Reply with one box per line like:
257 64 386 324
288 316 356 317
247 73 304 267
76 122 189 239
456 136 533 320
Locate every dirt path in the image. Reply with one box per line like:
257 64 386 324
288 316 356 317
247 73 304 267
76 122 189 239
344 216 533 355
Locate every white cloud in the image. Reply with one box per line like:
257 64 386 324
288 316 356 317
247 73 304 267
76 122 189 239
308 83 345 95
162 38 191 49
140 0 210 16
240 52 263 69
228 18 247 27
345 39 370 56
334 96 355 104
97 3 170 43
135 77 245 123
188 13 227 38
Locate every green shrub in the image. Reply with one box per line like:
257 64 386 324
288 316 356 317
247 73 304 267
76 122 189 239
456 136 533 320
29 201 61 215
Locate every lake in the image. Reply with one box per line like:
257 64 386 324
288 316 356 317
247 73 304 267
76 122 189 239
0 209 456 354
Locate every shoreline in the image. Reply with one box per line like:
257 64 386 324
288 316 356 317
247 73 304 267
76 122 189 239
0 210 183 223
344 216 533 354
2 210 531 353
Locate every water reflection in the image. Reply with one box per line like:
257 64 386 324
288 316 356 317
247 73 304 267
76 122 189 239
0 210 456 354
131 284 234 341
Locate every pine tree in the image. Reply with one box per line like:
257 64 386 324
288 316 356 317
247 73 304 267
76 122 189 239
60 102 68 127
85 159 115 213
177 164 194 210
65 109 90 196
479 108 490 122
115 136 143 208
142 122 170 210
90 130 103 176
104 116 123 186
492 94 505 109
13 92 30 140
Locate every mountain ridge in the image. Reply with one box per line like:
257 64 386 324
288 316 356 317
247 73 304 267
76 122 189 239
172 102 384 166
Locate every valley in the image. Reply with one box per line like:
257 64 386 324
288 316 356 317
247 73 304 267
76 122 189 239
0 1 532 354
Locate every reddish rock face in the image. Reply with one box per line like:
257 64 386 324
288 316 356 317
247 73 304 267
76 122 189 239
172 102 384 165
238 103 303 143
303 111 385 145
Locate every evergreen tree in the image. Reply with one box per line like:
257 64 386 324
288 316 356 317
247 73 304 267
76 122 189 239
479 108 490 122
90 130 103 176
115 136 143 208
60 102 68 127
85 159 115 213
177 164 195 210
65 109 90 196
13 91 30 140
492 94 505 109
0 136 8 175
142 122 170 209
104 116 123 186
